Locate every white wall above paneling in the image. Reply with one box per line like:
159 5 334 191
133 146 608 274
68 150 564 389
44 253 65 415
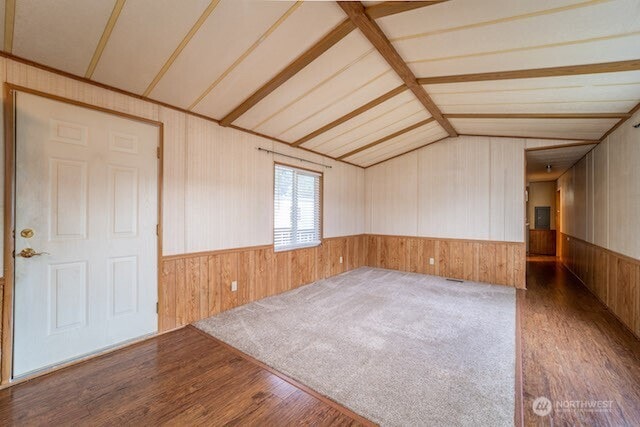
12 0 116 76
365 135 525 242
557 107 640 260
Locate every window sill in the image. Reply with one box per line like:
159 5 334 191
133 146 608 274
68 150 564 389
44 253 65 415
273 241 322 253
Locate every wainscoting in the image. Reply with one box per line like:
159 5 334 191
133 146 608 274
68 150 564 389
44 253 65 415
529 229 556 255
559 233 640 339
366 235 526 289
159 235 367 332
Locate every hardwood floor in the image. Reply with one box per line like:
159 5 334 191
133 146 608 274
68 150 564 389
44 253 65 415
522 256 640 426
1 257 639 426
0 326 364 426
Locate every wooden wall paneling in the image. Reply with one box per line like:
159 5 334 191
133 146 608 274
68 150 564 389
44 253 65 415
185 257 203 323
160 260 177 331
528 230 556 255
207 255 221 317
219 252 239 312
478 242 496 285
560 233 640 339
237 250 254 306
291 247 315 289
175 258 187 327
275 250 292 295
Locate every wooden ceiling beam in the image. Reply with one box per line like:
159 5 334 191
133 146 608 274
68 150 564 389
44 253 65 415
219 1 438 127
85 0 127 78
291 85 407 147
459 133 599 142
445 113 631 119
417 59 640 85
338 1 457 137
3 0 16 53
337 117 435 160
365 1 447 19
525 141 599 152
598 100 640 142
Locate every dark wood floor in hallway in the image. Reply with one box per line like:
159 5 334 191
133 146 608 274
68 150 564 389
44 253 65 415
522 256 640 426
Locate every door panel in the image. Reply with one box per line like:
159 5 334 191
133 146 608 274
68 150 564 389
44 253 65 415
13 92 159 378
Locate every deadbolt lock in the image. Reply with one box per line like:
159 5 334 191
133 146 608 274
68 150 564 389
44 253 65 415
20 229 34 238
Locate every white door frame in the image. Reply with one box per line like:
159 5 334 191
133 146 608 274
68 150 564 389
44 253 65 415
1 84 164 385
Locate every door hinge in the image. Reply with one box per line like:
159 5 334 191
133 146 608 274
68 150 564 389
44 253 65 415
157 147 160 159
156 302 159 313
156 224 159 236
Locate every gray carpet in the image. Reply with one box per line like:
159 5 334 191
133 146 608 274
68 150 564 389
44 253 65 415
195 267 516 426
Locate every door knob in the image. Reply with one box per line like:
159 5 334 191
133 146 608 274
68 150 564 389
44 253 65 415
17 248 49 258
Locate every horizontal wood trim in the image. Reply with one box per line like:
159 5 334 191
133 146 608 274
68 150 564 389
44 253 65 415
525 141 598 152
0 53 362 169
459 133 599 142
445 113 630 119
337 117 435 160
417 59 640 85
528 229 556 255
558 232 640 339
291 85 407 147
365 234 526 288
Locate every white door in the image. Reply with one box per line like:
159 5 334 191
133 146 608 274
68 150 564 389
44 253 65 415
12 92 159 378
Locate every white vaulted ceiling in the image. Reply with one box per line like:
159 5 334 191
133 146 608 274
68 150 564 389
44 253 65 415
2 0 639 167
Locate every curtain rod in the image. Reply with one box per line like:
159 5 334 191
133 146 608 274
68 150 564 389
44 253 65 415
256 147 332 168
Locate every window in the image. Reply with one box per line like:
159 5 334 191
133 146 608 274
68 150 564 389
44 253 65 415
274 164 322 251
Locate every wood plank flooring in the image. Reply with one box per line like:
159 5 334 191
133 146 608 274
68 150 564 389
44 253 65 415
0 326 363 426
522 256 640 426
0 257 639 426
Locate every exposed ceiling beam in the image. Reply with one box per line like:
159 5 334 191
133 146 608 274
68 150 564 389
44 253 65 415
598 100 640 142
291 85 407 147
417 59 640 85
3 0 16 53
219 1 440 127
445 113 631 119
144 0 222 97
365 1 447 19
338 1 457 137
364 134 449 168
337 117 435 160
459 133 599 142
219 19 355 126
525 141 599 152
85 0 127 78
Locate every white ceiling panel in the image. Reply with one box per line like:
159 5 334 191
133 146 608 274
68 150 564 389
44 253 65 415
319 107 430 158
426 72 640 114
381 0 640 77
149 0 295 109
301 90 426 149
191 1 346 119
12 0 115 75
451 117 618 140
527 144 596 182
92 0 211 94
277 72 403 143
375 0 586 40
235 30 399 137
346 122 448 166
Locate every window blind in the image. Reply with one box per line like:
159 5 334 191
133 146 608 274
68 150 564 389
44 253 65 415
274 164 321 251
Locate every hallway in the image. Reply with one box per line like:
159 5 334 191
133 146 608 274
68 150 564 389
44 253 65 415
521 257 640 426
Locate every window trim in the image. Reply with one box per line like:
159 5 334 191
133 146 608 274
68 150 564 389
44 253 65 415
273 161 323 252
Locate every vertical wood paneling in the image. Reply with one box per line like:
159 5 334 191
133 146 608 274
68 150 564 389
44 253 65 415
560 233 640 339
366 235 525 288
